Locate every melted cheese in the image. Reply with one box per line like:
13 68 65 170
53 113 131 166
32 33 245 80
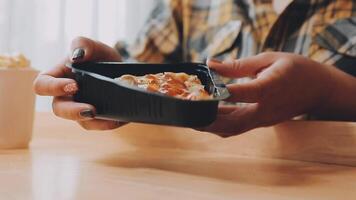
115 72 212 100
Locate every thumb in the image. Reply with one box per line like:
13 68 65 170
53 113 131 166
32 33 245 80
70 36 121 63
207 52 278 78
201 104 260 137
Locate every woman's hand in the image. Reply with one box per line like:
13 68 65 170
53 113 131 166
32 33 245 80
203 52 356 137
34 37 126 130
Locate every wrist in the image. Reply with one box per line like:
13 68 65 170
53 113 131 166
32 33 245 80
313 65 356 121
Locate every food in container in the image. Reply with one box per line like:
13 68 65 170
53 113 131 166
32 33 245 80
68 62 230 127
115 72 212 100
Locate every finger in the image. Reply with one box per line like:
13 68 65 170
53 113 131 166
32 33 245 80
34 58 78 96
194 105 242 132
78 120 127 131
225 79 268 103
34 75 78 96
70 36 121 62
207 53 278 78
52 96 96 121
217 105 237 115
201 104 259 137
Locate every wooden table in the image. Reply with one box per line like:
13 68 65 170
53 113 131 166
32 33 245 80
1 112 356 200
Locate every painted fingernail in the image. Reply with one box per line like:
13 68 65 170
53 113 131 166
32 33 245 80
80 109 95 119
72 48 85 61
63 83 78 94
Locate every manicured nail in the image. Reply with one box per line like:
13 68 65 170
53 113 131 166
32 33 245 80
63 82 78 94
72 48 85 61
207 58 223 64
80 109 95 119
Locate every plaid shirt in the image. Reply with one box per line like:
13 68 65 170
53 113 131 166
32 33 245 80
116 0 356 76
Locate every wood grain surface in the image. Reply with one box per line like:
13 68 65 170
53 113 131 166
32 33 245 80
0 112 354 200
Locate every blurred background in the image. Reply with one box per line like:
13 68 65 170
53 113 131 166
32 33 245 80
0 0 155 111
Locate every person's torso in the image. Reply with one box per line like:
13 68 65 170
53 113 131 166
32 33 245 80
181 0 355 75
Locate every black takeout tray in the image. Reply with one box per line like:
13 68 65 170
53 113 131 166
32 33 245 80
68 62 230 127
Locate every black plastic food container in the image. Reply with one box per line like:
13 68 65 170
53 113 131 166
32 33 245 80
68 62 230 127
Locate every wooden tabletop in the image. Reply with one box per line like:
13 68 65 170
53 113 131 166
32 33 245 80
1 112 356 200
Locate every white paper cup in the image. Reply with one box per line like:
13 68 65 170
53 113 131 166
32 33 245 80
0 68 39 149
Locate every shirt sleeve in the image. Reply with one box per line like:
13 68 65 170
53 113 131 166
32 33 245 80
312 17 356 76
115 0 183 63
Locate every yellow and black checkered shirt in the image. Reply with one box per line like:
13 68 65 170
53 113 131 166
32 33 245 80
116 0 356 76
